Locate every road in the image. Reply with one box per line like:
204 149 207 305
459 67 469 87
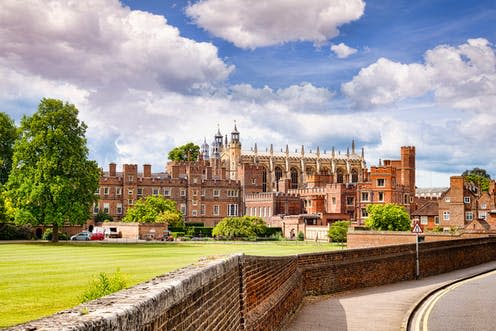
409 270 496 331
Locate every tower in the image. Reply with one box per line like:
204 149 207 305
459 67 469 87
201 138 209 161
400 146 416 193
211 125 223 159
228 122 242 180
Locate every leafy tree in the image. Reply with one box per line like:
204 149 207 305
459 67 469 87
328 220 350 244
462 168 491 192
168 142 200 161
0 112 17 185
94 211 113 223
365 203 410 231
5 98 100 242
123 195 183 227
212 216 267 239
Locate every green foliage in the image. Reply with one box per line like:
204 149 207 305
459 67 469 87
171 231 185 239
167 142 200 161
462 168 491 192
5 99 100 242
297 231 305 241
0 112 17 185
94 211 113 223
365 203 411 231
0 223 33 240
260 227 282 237
431 225 443 233
123 196 183 225
328 221 350 243
80 269 128 303
42 228 68 241
212 216 267 239
189 226 213 237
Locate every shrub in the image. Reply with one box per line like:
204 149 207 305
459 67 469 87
260 227 282 237
431 225 443 233
80 269 128 303
0 223 33 240
94 211 113 223
297 231 304 241
212 216 267 239
42 229 69 241
328 221 351 243
171 232 185 239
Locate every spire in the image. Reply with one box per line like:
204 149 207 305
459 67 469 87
231 120 240 143
347 147 349 156
201 137 210 161
352 140 355 154
270 144 273 155
301 145 305 156
332 146 335 157
285 144 289 155
254 143 258 154
214 124 223 147
379 158 382 166
316 146 320 157
361 147 364 158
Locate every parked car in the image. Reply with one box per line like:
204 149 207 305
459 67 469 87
90 232 105 240
71 231 91 241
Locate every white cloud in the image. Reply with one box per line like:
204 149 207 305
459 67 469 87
186 0 365 49
0 0 233 93
331 43 357 58
342 39 496 111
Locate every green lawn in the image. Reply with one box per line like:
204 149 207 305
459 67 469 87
0 241 339 327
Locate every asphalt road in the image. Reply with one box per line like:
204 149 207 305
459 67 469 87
409 270 496 331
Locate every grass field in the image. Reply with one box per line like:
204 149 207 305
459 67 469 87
0 241 339 327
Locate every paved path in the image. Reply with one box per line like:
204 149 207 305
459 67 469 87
287 261 496 331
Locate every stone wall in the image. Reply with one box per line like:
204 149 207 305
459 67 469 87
11 237 496 331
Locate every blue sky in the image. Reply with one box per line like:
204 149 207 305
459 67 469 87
1 0 495 187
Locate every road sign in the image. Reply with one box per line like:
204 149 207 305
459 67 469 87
412 220 423 234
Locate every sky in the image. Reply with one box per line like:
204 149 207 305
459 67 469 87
1 0 495 188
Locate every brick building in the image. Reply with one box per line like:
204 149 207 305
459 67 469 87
96 160 241 227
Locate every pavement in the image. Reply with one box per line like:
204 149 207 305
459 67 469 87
286 261 496 331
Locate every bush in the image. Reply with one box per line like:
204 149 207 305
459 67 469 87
171 232 185 239
297 231 304 241
42 229 68 241
80 269 128 303
328 221 350 243
0 223 33 240
168 226 185 233
431 225 443 233
259 227 282 237
212 216 267 239
94 211 113 223
189 227 213 237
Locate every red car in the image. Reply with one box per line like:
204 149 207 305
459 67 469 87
90 232 105 240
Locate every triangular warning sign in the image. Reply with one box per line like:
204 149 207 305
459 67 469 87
412 222 423 234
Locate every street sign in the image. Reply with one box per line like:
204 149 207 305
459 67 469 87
412 220 423 234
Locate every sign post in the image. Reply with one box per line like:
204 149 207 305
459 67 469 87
412 220 423 279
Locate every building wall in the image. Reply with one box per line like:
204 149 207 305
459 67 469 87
16 238 496 331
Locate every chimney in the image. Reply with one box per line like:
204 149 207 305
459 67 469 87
109 163 116 177
143 164 151 178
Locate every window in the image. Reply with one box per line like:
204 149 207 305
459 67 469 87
103 187 109 195
251 178 256 185
263 207 266 217
378 192 384 202
137 187 143 196
164 188 171 196
192 210 198 216
434 216 440 225
346 197 354 205
152 188 159 196
93 204 99 214
200 204 206 216
479 211 487 219
481 203 487 209
116 203 122 215
466 212 473 221
377 178 385 187
464 196 470 204
180 189 186 197
103 203 110 214
227 190 238 197
332 197 336 205
361 192 369 202
445 196 451 203
291 168 299 189
228 204 238 216
213 189 220 197
192 200 198 206
128 189 133 196
443 211 450 220
128 199 134 205
180 204 186 215
193 177 198 184
127 175 134 182
403 194 409 204
115 187 122 196
95 188 100 195
213 205 220 216
201 189 206 197
192 190 197 196
420 216 428 225
361 208 368 218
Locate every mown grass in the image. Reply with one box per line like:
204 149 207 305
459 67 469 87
0 241 339 327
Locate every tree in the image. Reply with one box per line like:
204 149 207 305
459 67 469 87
0 112 17 185
462 168 491 192
168 142 200 161
212 216 267 239
123 195 183 227
5 98 100 242
365 203 410 231
328 220 350 244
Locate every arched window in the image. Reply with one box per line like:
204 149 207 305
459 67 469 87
337 168 344 183
262 168 267 192
351 169 358 183
306 167 314 176
321 167 330 175
275 167 283 191
290 168 299 189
